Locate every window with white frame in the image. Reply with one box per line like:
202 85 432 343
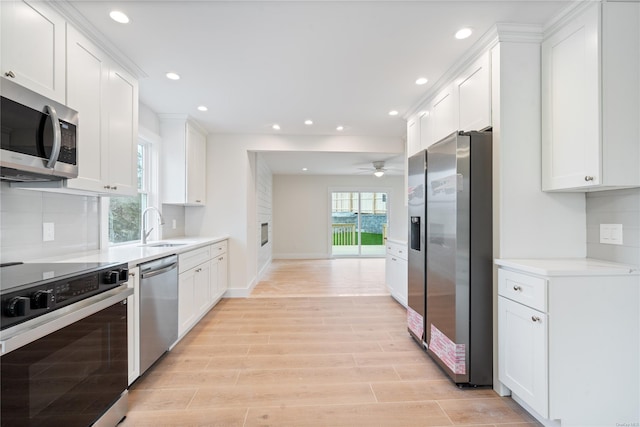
107 143 151 245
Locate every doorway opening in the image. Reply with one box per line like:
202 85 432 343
330 191 388 257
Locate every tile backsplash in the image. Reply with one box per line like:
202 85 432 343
0 183 100 263
586 188 640 266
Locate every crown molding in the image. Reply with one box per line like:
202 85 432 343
405 21 546 120
543 0 599 37
48 1 148 79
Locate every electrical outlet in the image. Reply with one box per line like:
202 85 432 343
43 222 55 242
600 224 623 245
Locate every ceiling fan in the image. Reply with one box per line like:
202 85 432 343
358 161 396 177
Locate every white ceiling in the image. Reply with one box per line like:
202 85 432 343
259 151 405 175
65 0 568 174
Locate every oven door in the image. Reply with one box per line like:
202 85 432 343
0 288 131 427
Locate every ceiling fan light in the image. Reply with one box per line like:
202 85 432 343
374 170 385 178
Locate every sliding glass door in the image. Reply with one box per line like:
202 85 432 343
331 191 388 257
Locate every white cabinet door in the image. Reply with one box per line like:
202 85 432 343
161 118 207 205
126 267 140 386
1 0 66 102
194 261 211 316
498 296 548 418
406 117 421 157
542 3 600 190
186 123 207 205
216 253 228 297
66 27 110 193
419 110 434 150
106 67 138 196
431 84 456 143
457 52 491 132
178 268 197 337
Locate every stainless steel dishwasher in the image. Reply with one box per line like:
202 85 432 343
139 255 178 375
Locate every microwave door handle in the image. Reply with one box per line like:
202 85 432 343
44 105 61 169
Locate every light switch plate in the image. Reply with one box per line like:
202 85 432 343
600 224 623 245
43 222 55 242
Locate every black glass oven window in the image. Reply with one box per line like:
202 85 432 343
1 301 127 427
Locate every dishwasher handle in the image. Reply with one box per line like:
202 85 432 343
140 262 177 279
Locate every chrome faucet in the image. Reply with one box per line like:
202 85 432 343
141 206 165 245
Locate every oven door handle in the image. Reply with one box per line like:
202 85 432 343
0 286 133 356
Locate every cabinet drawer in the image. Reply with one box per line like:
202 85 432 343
386 241 407 260
211 240 228 256
498 269 547 312
179 246 211 273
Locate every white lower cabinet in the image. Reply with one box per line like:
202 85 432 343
385 240 407 307
177 241 228 339
496 260 640 426
126 266 140 386
498 295 548 417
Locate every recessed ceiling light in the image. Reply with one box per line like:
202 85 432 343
302 168 308 171
388 110 399 116
336 126 344 131
415 77 428 85
304 120 313 125
109 10 129 24
197 106 208 112
272 124 281 130
455 27 473 40
166 72 180 80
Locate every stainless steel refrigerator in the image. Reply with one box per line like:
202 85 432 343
408 132 493 386
407 150 427 344
424 130 493 386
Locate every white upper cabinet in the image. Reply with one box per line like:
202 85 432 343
406 117 421 157
430 83 457 143
65 27 138 196
106 68 138 196
457 52 491 132
160 118 207 206
419 110 433 150
542 1 640 191
1 0 66 103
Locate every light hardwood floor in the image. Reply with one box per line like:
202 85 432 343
121 258 541 427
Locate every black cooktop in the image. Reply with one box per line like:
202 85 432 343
0 262 122 294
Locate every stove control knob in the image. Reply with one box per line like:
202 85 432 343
104 271 119 284
5 296 30 317
118 268 129 281
31 290 54 309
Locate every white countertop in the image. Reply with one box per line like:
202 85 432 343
386 238 407 245
495 258 639 277
34 236 229 266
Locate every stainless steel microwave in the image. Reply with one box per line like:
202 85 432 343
0 78 78 181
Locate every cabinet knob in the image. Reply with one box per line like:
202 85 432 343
513 285 522 292
531 316 541 323
195 200 201 203
5 70 16 78
584 176 595 182
129 272 136 277
195 268 202 273
111 186 117 190
218 257 224 261
104 185 111 189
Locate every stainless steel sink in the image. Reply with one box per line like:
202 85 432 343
139 242 187 248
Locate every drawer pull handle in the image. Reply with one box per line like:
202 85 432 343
129 272 136 277
531 316 541 323
513 285 522 292
584 176 595 182
5 71 16 78
195 268 202 273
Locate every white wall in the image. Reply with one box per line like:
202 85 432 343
185 133 404 296
272 174 406 259
256 153 273 277
492 42 585 260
